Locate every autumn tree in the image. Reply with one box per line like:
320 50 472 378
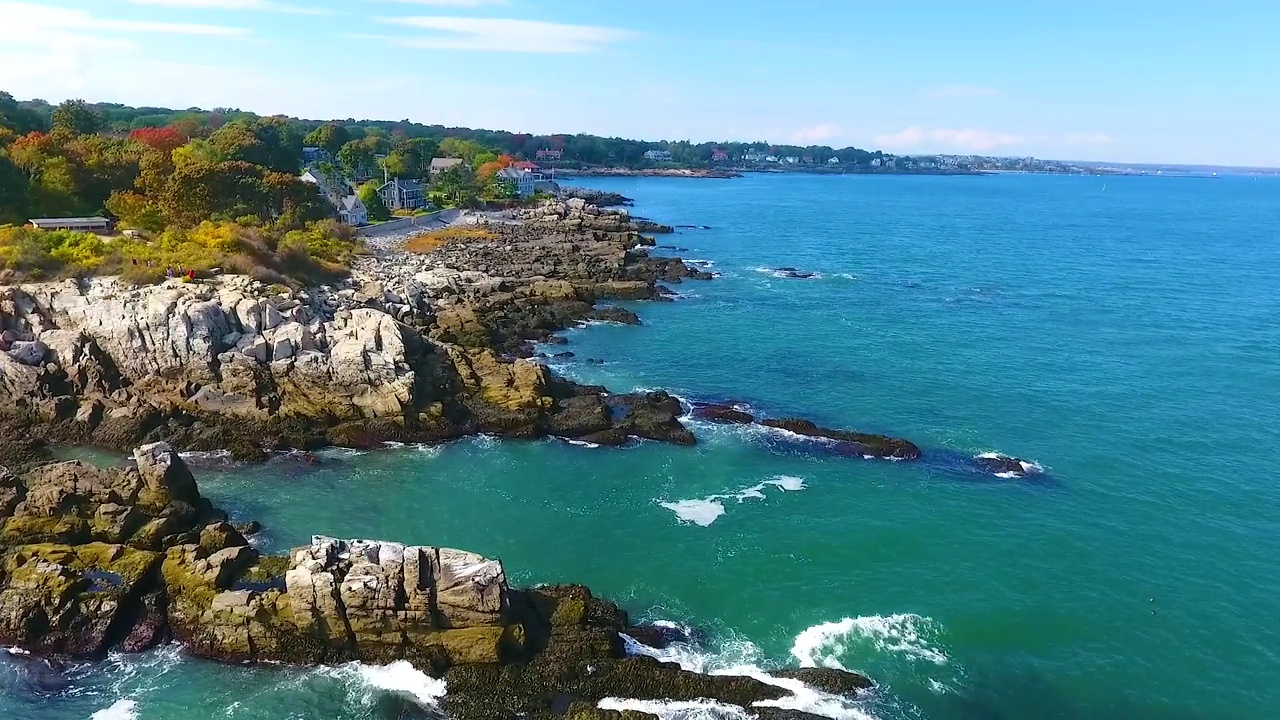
51 99 103 136
129 126 187 153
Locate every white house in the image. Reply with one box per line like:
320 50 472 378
338 195 368 226
783 156 800 165
429 158 465 175
29 217 112 232
643 149 673 162
828 157 841 165
497 167 540 198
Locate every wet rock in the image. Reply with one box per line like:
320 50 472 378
974 454 1040 477
770 667 874 695
591 307 641 325
690 403 755 425
761 418 920 460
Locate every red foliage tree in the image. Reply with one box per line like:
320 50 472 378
129 126 187 153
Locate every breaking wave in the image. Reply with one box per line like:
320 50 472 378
90 699 138 720
792 614 950 668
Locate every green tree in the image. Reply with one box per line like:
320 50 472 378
172 139 226 169
304 123 350 156
51 99 103 136
438 137 486 164
0 92 46 135
337 140 375 178
430 165 477 208
357 180 390 221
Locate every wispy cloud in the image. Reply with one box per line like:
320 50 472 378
0 1 250 36
876 127 1026 153
926 85 1003 98
370 16 635 53
127 0 332 14
372 0 508 5
1065 132 1116 145
791 123 841 144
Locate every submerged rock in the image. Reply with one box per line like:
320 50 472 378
761 418 920 460
973 453 1042 478
690 402 755 425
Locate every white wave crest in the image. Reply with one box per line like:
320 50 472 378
564 439 603 449
660 475 807 527
599 697 753 719
90 699 138 720
315 447 369 459
352 660 447 707
471 434 500 450
792 614 949 669
413 443 444 457
5 646 30 656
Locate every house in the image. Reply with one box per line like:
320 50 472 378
711 150 729 163
378 178 426 211
29 217 112 232
871 158 883 168
828 157 841 165
801 156 814 164
535 149 562 161
764 155 779 163
302 146 327 164
338 195 368 226
743 151 767 163
497 167 541 198
429 158 465 175
300 168 343 201
783 156 800 165
643 149 673 162
512 161 541 172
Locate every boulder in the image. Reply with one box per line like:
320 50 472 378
761 418 920 460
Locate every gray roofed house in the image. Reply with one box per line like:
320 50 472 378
378 178 426 211
429 158 465 175
338 195 368 226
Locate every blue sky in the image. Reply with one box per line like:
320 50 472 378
1 0 1277 165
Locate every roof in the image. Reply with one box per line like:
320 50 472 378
430 158 464 171
512 161 540 171
30 217 110 224
381 178 423 191
497 167 531 180
340 195 365 212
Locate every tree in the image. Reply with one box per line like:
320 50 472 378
430 165 477 208
337 139 375 179
0 92 46 135
304 123 350 157
357 180 390 222
438 137 486 164
172 139 226 169
129 126 187 153
105 191 166 232
51 99 103 136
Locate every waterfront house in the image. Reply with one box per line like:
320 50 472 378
497 167 541 198
512 161 540 172
711 150 729 163
338 195 369 226
29 217 112 233
302 146 327 164
643 149 673 162
429 158 465 175
828 157 841 164
378 178 427 211
783 156 800 165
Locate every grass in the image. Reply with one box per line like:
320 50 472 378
402 226 496 254
0 219 364 287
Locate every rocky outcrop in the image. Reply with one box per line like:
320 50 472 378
555 186 634 207
513 198 673 234
761 418 921 460
0 447 875 720
690 402 756 425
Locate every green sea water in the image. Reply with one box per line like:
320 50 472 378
4 173 1279 720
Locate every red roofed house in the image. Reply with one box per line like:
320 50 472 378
711 150 729 163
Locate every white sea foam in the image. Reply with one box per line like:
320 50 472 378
976 452 1045 477
660 499 726 527
471 434 500 450
315 447 369 459
792 614 949 668
412 443 444 457
661 475 808 526
90 699 139 720
351 660 448 707
598 697 753 719
753 266 824 280
621 629 879 720
381 441 406 449
5 646 30 656
564 439 603 449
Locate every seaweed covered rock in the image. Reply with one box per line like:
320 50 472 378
761 418 921 460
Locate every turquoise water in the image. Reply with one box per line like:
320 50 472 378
5 173 1280 719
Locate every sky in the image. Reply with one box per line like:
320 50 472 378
1 0 1277 166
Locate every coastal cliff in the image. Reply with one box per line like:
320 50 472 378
0 444 875 718
0 202 709 464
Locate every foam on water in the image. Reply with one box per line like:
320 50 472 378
659 499 725 527
792 614 950 668
90 699 138 720
620 628 880 720
412 443 444 458
315 447 369 459
660 475 808 526
564 439 603 449
349 661 447 707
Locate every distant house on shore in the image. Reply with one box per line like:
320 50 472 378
711 150 729 163
29 217 112 233
429 158 465 175
512 161 540 172
497 167 541 198
643 149 673 162
764 155 779 163
828 157 841 165
338 195 369 226
783 156 800 165
379 178 426 211
302 147 328 165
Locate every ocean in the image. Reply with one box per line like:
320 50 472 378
5 172 1279 720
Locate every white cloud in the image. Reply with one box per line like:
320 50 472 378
927 85 1003 98
373 0 508 5
0 1 249 36
126 0 332 14
1065 132 1116 145
791 123 841 144
371 16 635 53
875 126 1026 153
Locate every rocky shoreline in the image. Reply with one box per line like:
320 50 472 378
0 444 875 718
